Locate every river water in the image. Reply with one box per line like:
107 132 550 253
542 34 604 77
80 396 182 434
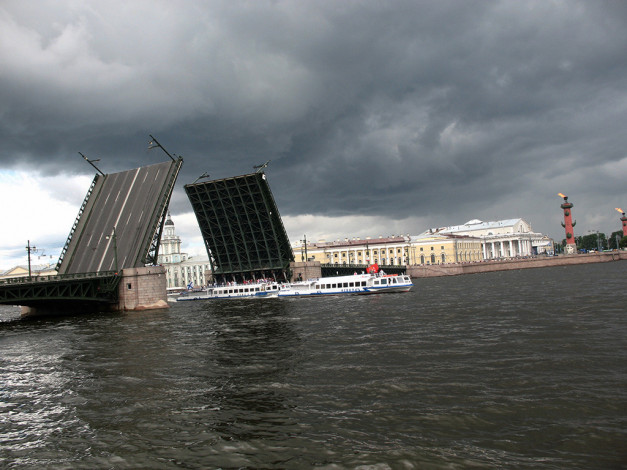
1 262 626 469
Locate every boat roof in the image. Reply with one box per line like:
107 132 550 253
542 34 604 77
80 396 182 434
303 273 402 283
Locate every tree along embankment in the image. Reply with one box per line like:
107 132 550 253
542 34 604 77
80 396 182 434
406 251 626 278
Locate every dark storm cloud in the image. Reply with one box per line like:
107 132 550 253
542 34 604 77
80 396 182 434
1 0 626 238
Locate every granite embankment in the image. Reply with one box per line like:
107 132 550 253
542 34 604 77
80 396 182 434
407 251 627 278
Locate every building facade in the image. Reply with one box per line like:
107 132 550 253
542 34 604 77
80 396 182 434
409 233 483 265
157 213 211 289
295 236 411 267
293 218 552 268
0 263 57 280
295 233 483 267
439 218 553 258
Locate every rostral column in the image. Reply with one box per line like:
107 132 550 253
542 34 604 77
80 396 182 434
559 193 577 254
617 208 627 237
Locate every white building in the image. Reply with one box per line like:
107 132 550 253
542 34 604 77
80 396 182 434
157 213 211 289
437 218 554 259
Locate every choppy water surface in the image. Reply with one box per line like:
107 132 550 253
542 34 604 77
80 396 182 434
1 262 626 469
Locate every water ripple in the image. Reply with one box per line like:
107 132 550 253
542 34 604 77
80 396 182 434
1 262 626 468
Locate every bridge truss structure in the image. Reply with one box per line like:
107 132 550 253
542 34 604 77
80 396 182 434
184 171 294 284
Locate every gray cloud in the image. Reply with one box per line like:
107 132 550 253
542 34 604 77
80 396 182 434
1 0 626 243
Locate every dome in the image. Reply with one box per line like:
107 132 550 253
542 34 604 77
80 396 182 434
165 212 174 226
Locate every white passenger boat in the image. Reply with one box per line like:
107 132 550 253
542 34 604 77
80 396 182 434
277 272 413 297
176 280 281 301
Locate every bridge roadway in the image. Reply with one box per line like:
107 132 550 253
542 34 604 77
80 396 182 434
3 157 182 312
59 159 182 274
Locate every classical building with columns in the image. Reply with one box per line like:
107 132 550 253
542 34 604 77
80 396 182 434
438 218 553 259
157 213 211 289
294 218 552 267
409 232 483 265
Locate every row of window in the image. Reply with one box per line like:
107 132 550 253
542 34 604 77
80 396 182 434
216 286 261 294
214 284 280 294
326 258 406 265
314 281 368 289
331 249 406 257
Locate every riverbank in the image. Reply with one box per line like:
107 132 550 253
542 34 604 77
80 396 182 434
407 251 626 278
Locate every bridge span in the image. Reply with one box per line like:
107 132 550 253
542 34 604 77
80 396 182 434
1 156 183 313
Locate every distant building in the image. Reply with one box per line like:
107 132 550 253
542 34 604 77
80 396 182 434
295 236 411 267
0 263 57 280
409 232 483 265
294 218 553 267
157 213 211 289
437 218 553 258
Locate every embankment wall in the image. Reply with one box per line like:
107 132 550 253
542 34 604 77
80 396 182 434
406 251 626 278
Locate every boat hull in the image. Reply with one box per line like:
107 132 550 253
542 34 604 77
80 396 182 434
277 273 413 297
176 282 281 301
176 291 278 301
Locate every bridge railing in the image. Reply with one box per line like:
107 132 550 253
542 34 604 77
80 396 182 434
0 271 118 286
0 271 122 306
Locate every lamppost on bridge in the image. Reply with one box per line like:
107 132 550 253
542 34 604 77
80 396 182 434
300 235 308 262
148 135 178 162
25 240 38 278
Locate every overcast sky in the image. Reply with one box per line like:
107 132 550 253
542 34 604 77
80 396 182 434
2 0 626 270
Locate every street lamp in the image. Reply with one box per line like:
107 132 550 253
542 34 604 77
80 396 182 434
300 235 308 262
25 240 37 278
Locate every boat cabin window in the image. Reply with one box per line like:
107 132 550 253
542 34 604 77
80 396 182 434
361 281 367 286
332 283 337 288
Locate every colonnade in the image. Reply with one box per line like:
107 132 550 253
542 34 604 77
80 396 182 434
482 238 533 259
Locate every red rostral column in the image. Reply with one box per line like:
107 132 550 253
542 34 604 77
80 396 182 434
617 208 627 237
559 193 577 254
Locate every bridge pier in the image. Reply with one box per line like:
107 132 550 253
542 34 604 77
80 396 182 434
116 266 168 311
290 261 322 282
